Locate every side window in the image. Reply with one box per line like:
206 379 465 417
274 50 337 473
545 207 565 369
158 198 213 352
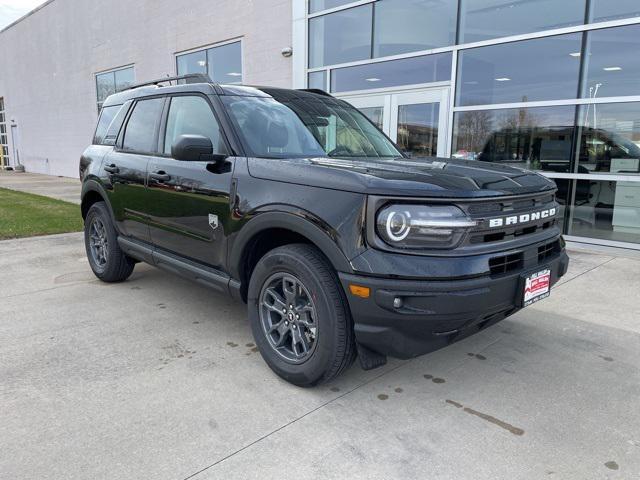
103 101 132 146
164 96 227 155
122 97 164 152
93 105 119 145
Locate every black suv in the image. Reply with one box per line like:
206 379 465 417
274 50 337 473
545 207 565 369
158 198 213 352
80 74 569 387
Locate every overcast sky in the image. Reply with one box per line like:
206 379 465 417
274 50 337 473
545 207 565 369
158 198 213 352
0 0 47 30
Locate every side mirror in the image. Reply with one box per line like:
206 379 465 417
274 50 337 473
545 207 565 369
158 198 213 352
171 134 226 163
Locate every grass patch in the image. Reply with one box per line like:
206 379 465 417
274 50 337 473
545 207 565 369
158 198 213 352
0 187 83 240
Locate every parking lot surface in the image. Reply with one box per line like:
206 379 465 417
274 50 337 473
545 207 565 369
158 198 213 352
1 232 639 479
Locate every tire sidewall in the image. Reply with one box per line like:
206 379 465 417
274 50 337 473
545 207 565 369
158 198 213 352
248 247 345 386
84 202 119 279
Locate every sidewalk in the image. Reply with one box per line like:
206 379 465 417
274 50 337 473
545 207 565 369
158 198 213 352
0 171 80 204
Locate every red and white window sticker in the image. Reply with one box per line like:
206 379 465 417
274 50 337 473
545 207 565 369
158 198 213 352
523 269 551 306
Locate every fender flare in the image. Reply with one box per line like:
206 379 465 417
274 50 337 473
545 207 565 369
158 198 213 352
228 210 354 280
80 179 117 224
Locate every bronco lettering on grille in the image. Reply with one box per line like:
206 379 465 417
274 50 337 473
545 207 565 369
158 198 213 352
488 208 556 228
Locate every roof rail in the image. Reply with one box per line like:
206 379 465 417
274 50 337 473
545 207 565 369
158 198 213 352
126 73 213 90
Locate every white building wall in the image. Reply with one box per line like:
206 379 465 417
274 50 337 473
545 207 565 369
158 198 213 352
0 0 293 177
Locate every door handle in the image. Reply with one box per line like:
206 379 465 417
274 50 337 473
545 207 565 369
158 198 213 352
150 171 171 182
104 163 119 174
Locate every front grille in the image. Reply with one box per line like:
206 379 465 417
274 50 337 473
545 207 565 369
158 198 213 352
460 193 559 246
489 252 524 276
538 240 561 262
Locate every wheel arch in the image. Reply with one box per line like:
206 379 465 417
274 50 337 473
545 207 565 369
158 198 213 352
81 180 114 221
230 211 353 302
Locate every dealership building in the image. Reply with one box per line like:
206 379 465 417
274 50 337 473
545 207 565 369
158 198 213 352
1 0 640 250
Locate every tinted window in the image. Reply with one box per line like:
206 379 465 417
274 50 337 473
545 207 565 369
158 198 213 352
164 96 227 155
308 5 373 68
452 106 577 172
590 0 640 22
459 0 585 43
331 53 451 93
576 103 640 175
103 101 132 145
456 34 582 106
122 98 164 153
94 105 119 144
582 25 640 99
373 0 456 57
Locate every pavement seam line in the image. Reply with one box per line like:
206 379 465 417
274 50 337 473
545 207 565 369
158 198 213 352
181 361 411 480
554 257 617 290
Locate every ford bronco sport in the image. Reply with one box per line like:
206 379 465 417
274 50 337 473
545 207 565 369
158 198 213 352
80 74 569 387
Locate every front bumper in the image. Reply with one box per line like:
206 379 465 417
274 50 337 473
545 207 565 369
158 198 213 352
339 247 569 359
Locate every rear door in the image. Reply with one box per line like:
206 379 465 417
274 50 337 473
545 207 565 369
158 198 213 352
146 94 234 270
103 96 166 243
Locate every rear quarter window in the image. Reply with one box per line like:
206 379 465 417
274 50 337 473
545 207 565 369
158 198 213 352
93 105 120 145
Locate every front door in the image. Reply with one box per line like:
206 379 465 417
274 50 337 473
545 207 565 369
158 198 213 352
342 88 450 158
146 94 233 270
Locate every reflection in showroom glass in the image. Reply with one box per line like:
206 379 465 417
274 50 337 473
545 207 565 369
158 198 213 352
459 0 585 43
569 179 640 245
456 33 582 107
576 103 640 175
452 106 576 172
582 24 640 99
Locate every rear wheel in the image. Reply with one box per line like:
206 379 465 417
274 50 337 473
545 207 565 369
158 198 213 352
248 244 356 387
84 201 135 282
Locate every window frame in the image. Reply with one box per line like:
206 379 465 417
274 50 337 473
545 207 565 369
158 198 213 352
156 92 233 159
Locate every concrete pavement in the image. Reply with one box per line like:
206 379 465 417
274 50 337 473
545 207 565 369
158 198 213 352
1 233 639 479
0 171 80 204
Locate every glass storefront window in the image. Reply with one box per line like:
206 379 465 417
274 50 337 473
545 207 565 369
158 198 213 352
373 0 456 57
452 106 576 172
309 0 355 14
589 0 640 22
456 33 582 106
308 5 373 68
576 102 640 175
568 179 640 244
582 25 640 99
331 53 451 93
308 70 327 90
397 103 440 157
359 106 384 130
459 0 585 43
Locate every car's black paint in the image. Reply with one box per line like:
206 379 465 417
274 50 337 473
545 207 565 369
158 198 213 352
80 82 568 363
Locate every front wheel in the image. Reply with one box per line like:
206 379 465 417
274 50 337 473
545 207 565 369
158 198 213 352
248 244 356 387
84 201 135 282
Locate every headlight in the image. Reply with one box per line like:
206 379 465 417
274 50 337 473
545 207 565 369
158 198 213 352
376 204 476 249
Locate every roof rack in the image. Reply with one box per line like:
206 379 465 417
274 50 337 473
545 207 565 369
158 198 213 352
126 73 213 90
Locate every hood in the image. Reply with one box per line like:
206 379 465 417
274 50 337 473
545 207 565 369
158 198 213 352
247 156 557 198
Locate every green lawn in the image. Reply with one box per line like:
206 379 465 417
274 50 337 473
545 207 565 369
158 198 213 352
0 188 83 240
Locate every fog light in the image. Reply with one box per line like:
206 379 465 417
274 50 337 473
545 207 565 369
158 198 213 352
393 297 403 308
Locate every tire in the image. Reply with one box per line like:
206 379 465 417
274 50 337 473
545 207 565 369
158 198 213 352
84 201 135 282
248 244 356 387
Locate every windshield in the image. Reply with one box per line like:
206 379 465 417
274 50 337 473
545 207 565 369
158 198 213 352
221 93 401 159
